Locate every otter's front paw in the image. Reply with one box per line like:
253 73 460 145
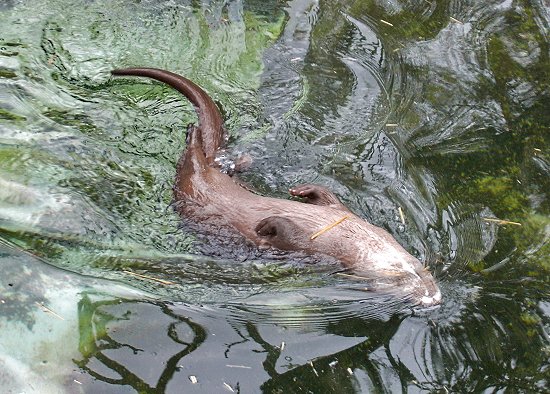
289 184 342 207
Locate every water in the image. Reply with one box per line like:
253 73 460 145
1 0 549 392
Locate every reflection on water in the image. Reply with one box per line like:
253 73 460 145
72 274 408 392
75 296 208 392
1 0 549 392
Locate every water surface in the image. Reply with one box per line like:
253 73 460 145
1 0 549 392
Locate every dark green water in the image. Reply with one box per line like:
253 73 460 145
1 0 548 392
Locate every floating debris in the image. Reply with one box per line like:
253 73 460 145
482 218 522 226
398 206 406 224
386 123 399 127
481 254 513 273
450 16 463 24
311 215 351 240
280 341 285 351
347 367 353 375
309 361 319 377
73 380 82 385
226 365 252 369
123 270 176 285
35 302 64 320
380 19 394 27
189 375 198 384
223 382 235 392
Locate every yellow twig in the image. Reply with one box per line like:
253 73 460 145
482 218 522 226
123 270 176 285
35 302 65 320
225 365 252 369
310 215 351 240
398 206 405 224
309 361 319 377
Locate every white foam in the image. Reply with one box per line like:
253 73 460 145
421 289 442 306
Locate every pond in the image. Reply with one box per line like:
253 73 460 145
1 0 548 392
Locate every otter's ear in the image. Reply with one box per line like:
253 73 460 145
255 216 306 251
255 216 298 238
255 216 280 236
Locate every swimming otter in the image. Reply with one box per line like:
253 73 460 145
111 68 441 306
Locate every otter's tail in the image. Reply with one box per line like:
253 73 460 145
111 67 223 165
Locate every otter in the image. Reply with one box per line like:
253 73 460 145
111 68 441 306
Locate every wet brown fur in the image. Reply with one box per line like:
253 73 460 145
111 68 441 306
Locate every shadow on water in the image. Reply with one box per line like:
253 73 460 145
1 0 549 392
